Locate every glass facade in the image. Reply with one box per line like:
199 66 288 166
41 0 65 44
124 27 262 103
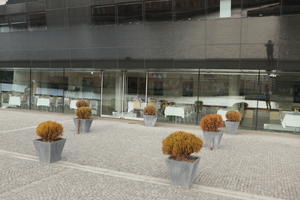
0 0 300 133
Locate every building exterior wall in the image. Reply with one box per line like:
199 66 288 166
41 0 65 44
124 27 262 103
0 0 300 132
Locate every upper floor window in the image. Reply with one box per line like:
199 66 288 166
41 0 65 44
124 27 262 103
118 2 142 24
145 0 173 21
92 5 116 25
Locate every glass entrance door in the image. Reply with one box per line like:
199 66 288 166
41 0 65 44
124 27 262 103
102 71 123 117
123 71 147 119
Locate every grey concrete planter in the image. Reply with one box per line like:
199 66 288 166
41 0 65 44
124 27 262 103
165 157 200 188
33 138 66 163
203 131 223 149
73 118 93 133
225 121 240 134
144 115 157 127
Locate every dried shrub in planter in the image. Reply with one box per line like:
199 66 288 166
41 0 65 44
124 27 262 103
36 121 63 142
76 107 92 119
200 114 224 132
226 110 241 122
162 131 203 161
144 104 157 115
76 100 89 108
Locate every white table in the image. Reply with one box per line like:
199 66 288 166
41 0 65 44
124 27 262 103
217 108 238 121
8 96 21 107
165 106 185 118
37 98 50 107
70 100 78 110
281 113 300 128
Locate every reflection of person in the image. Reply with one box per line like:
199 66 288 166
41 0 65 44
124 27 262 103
265 40 274 68
265 85 272 110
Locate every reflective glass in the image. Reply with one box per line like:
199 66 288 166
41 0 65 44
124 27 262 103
0 68 30 109
147 71 199 124
64 69 101 115
30 68 65 112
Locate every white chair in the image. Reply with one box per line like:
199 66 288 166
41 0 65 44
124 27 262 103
70 100 78 110
8 96 21 107
37 98 50 108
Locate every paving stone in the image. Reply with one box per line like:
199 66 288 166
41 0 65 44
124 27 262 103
0 109 299 200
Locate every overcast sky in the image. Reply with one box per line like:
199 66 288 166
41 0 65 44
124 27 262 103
0 0 7 5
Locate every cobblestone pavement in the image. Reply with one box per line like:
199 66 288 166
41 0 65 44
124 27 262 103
0 109 299 200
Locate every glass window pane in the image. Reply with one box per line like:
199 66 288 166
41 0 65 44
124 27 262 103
0 68 30 109
242 0 280 18
258 71 300 133
118 2 142 24
199 69 259 129
64 69 101 115
145 0 173 21
282 0 300 15
147 71 199 124
92 5 116 25
207 0 241 19
123 71 146 119
31 68 65 113
102 71 123 116
175 0 206 21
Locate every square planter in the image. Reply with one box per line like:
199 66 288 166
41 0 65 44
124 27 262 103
73 118 93 133
33 138 66 163
144 115 157 127
203 131 223 149
165 157 200 188
225 121 240 134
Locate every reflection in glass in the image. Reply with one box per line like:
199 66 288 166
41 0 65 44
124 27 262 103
31 68 65 113
118 2 142 24
175 0 206 20
242 0 280 17
147 71 199 124
282 0 300 15
123 71 146 119
199 70 259 129
28 12 47 30
64 69 101 115
0 68 30 109
92 5 116 25
259 71 300 132
102 71 123 117
145 0 173 21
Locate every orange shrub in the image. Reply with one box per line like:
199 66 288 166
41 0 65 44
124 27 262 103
36 121 63 142
144 104 157 115
162 131 203 160
226 110 241 122
76 100 89 108
76 107 92 119
200 114 224 132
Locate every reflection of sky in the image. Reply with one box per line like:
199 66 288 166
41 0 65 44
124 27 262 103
0 0 7 5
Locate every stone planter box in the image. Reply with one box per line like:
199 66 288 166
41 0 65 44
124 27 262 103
33 138 66 163
203 131 223 149
73 118 93 133
165 157 200 188
225 121 240 134
144 115 157 127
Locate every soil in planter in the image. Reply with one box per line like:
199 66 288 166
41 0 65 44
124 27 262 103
37 138 63 142
169 155 198 162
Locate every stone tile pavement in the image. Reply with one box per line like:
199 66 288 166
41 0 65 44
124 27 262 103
0 109 299 200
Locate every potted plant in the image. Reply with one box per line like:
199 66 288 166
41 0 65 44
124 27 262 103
200 114 224 150
76 100 89 108
143 104 157 127
74 107 93 133
162 131 203 188
33 121 65 163
225 110 241 134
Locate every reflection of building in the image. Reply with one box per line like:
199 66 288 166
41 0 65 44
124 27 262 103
1 0 300 133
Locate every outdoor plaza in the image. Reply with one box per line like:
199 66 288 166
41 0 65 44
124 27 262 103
0 109 299 200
